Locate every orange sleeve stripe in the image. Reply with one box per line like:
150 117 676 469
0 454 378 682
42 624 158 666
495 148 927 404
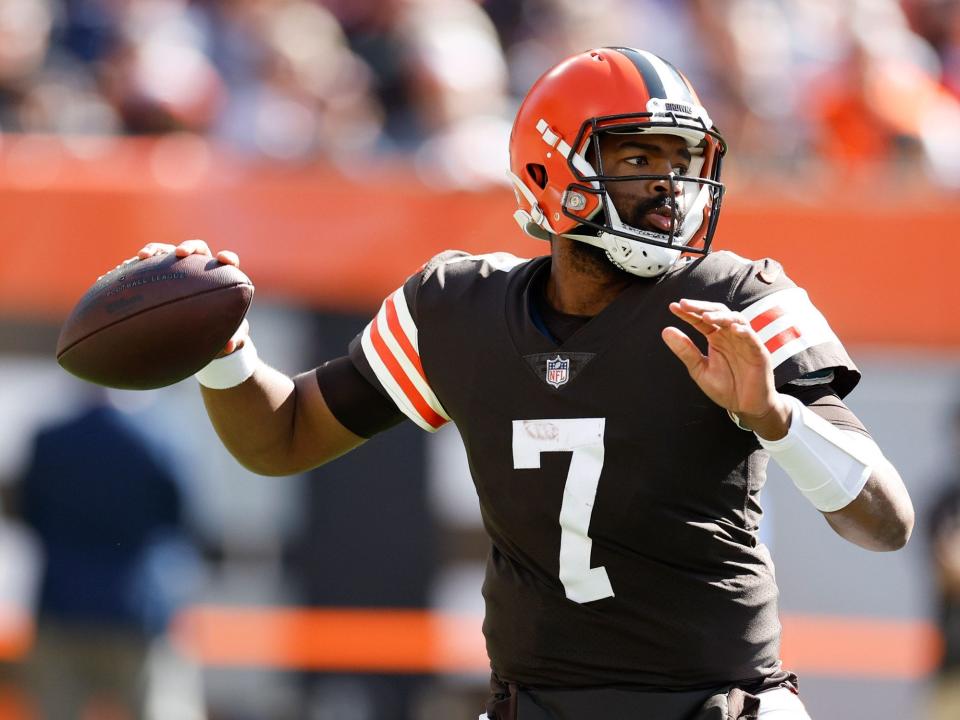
384 294 426 380
370 314 446 429
765 326 802 355
750 306 785 333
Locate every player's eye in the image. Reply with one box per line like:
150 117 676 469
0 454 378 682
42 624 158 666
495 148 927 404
674 165 689 176
624 156 648 167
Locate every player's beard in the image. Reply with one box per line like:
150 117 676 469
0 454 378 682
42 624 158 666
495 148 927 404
566 193 687 282
565 237 629 282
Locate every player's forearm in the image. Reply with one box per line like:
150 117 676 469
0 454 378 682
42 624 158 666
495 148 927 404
822 460 914 551
755 394 914 551
200 359 366 476
200 363 301 475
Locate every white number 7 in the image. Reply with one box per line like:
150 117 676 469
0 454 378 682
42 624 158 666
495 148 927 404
511 418 614 604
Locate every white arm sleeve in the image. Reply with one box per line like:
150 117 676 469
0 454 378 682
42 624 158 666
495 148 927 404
758 394 884 512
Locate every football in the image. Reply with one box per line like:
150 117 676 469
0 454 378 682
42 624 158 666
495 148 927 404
56 252 254 389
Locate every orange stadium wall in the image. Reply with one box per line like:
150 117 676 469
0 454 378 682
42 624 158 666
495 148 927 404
0 135 958 349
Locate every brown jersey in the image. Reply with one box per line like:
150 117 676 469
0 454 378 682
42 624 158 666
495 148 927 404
347 249 859 689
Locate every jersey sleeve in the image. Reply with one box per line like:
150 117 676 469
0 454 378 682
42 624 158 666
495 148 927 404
315 356 404 438
728 257 861 398
346 255 460 433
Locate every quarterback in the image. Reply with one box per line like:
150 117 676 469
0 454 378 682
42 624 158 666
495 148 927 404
138 48 913 719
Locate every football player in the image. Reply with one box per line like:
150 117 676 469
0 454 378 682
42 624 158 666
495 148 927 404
137 48 913 719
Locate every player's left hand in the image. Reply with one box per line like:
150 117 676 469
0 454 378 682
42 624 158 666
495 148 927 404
661 299 790 437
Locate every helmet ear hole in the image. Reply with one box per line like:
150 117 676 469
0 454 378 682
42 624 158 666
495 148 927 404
526 163 548 189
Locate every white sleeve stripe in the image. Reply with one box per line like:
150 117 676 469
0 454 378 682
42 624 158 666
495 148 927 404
755 314 797 344
360 323 436 432
390 287 420 355
755 312 833 346
375 302 450 421
741 287 810 322
769 328 837 369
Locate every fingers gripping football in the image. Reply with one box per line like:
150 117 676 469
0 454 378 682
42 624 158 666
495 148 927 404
662 299 778 418
137 242 177 259
137 239 240 268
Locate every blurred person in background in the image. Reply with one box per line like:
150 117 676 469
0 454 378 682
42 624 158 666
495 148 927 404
205 0 383 163
321 0 513 183
398 0 512 188
483 0 675 97
671 0 797 174
9 386 204 720
927 403 960 720
803 0 960 186
96 0 225 135
0 0 57 131
903 0 960 98
0 0 120 137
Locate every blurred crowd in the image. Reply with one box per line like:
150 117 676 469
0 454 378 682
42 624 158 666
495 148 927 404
2 0 960 188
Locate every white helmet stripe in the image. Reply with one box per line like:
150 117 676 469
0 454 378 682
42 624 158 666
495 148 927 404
636 50 696 104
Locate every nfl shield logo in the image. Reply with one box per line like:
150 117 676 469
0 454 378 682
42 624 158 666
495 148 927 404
545 355 570 388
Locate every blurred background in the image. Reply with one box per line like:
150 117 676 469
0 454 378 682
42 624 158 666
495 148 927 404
0 0 959 718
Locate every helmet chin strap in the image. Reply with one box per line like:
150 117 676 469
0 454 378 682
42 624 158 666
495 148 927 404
563 181 710 278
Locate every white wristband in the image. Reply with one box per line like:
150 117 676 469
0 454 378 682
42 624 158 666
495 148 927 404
758 394 880 512
195 340 259 389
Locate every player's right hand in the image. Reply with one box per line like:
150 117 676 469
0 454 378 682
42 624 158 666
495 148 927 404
135 240 248 356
